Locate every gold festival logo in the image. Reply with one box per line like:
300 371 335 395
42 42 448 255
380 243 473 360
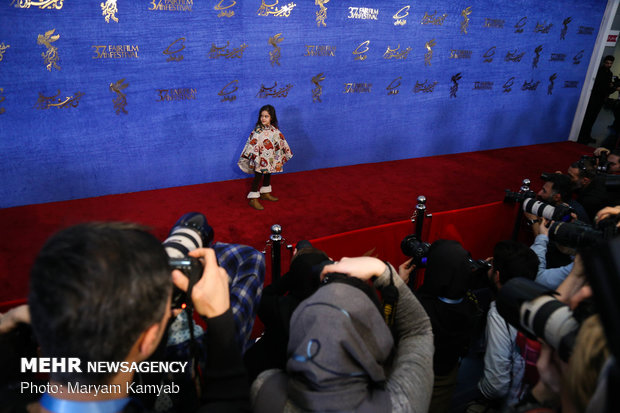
450 73 462 98
461 7 472 34
503 77 515 93
343 83 372 94
384 45 411 60
424 39 436 66
157 88 197 101
505 49 525 62
0 43 10 63
414 80 438 93
534 22 553 34
514 17 527 33
561 17 572 40
37 29 61 71
311 73 325 102
483 46 496 63
353 40 370 61
257 0 296 17
348 7 379 20
421 11 447 26
209 41 248 59
0 88 5 114
533 45 543 68
149 0 193 12
387 77 401 95
573 50 584 65
522 79 540 91
214 0 235 18
316 0 329 27
218 80 239 102
10 0 63 9
393 5 409 26
164 38 186 62
269 33 284 67
257 82 293 98
35 90 84 109
101 0 119 23
548 73 557 95
110 78 129 115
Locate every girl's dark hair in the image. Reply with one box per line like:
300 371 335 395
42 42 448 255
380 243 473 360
255 104 278 130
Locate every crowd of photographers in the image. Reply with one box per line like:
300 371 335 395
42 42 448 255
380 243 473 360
0 147 619 413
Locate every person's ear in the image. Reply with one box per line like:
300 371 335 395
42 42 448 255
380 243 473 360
582 177 591 186
552 193 562 203
138 323 164 359
493 270 501 289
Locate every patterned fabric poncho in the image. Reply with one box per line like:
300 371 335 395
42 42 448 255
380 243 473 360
238 126 293 174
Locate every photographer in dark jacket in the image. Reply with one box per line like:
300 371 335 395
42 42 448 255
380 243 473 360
243 241 330 381
578 55 620 145
24 222 250 413
567 160 611 223
415 240 482 413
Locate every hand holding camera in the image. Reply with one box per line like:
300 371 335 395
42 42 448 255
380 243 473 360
172 248 230 318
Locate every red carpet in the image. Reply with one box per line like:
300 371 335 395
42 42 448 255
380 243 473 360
0 141 591 302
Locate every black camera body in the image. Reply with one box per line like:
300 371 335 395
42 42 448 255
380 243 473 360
400 234 431 267
549 215 620 250
504 189 536 203
578 154 609 174
169 257 203 309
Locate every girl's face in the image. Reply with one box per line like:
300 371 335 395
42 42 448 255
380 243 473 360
260 110 271 127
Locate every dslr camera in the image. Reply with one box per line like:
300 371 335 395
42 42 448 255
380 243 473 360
163 212 214 310
549 214 620 250
400 234 431 266
168 257 203 309
578 154 609 174
497 277 580 362
504 189 574 222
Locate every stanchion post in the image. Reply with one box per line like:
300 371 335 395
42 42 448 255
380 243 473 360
414 195 427 240
511 178 530 240
269 224 282 281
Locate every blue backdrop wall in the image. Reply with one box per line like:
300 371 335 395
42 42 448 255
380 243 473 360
0 0 608 208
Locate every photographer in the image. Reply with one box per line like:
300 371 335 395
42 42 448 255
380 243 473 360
25 222 250 413
243 241 330 381
529 218 575 289
567 160 612 223
593 148 620 174
536 173 589 224
251 257 434 413
470 241 539 410
578 55 620 145
414 240 483 413
499 252 613 413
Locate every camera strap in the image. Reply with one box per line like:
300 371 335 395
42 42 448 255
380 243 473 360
183 279 205 397
380 261 399 328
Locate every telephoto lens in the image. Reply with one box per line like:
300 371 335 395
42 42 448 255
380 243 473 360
521 198 573 222
497 277 580 362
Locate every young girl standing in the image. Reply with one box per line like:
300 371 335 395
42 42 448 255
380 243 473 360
238 105 293 210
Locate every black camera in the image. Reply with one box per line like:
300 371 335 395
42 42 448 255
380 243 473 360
548 215 620 250
504 189 536 203
400 234 431 266
169 257 203 309
578 154 609 174
497 277 580 362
